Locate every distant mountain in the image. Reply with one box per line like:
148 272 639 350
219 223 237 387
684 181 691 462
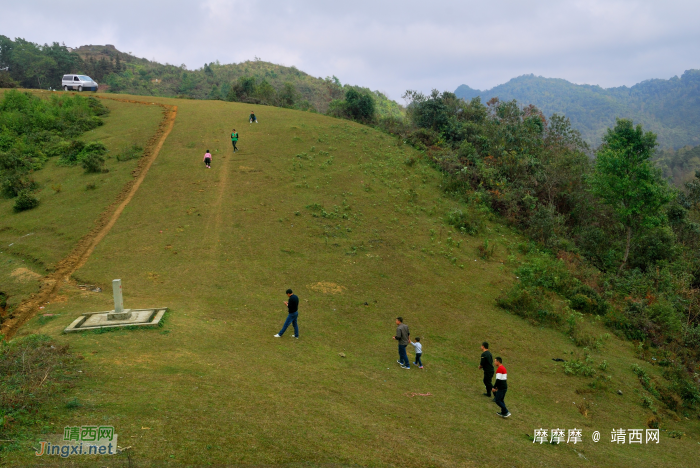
455 71 700 149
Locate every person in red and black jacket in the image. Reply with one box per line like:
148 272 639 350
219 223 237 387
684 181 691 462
493 357 510 418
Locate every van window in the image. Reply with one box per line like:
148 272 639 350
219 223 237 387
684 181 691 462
78 75 92 81
63 75 71 80
74 76 79 81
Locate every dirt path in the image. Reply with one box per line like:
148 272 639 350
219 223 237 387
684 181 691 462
1 96 178 341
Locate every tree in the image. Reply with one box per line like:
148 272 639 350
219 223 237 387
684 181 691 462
255 79 276 104
588 119 674 273
278 82 298 108
344 88 375 122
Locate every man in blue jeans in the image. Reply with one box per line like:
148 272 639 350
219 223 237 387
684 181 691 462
393 317 410 369
274 289 299 338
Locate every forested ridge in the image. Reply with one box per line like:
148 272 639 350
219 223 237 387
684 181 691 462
0 37 402 117
456 71 700 150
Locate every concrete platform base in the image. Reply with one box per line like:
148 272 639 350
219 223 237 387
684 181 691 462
64 308 167 333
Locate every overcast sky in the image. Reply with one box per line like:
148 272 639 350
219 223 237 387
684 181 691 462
2 0 699 100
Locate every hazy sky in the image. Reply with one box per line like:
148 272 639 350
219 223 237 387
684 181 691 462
2 0 699 99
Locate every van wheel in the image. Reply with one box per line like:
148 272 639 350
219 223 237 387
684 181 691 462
78 86 82 92
64 86 68 91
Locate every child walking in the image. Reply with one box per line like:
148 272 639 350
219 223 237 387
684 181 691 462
409 337 423 369
231 129 238 152
203 149 212 169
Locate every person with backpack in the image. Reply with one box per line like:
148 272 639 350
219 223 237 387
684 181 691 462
231 129 238 152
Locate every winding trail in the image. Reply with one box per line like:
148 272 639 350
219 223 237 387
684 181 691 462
1 97 178 340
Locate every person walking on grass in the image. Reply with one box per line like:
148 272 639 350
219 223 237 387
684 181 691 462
393 317 410 369
203 149 212 169
493 357 510 418
249 110 258 123
478 342 494 397
274 289 299 338
409 337 423 369
231 129 239 152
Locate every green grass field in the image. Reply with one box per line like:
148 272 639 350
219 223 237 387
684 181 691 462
2 93 698 467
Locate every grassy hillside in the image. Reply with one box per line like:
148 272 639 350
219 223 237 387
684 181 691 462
0 91 165 317
456 71 700 150
1 94 698 467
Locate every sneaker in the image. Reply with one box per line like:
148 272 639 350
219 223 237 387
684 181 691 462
419 366 423 369
274 334 281 338
403 366 411 369
483 393 492 397
503 412 511 418
397 360 403 366
293 335 299 339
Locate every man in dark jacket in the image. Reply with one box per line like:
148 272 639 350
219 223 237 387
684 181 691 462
478 342 494 397
274 289 299 338
393 317 410 369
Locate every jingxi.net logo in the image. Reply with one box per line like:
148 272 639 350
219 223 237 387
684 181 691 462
35 426 118 458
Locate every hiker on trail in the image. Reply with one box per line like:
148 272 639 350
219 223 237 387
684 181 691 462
231 129 238 152
249 110 258 123
274 289 299 338
409 337 423 369
478 342 494 397
493 357 510 418
203 149 212 169
393 317 410 369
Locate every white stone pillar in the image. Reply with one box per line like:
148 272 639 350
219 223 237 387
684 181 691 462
113 279 124 313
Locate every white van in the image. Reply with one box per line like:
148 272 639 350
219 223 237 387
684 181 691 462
61 74 98 92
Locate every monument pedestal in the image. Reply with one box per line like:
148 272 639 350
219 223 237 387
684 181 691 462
64 308 166 332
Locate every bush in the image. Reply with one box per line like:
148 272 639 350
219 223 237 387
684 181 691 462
496 286 562 326
0 335 77 440
79 142 107 173
1 173 35 198
446 209 479 235
562 358 596 377
116 144 143 162
13 190 39 212
57 140 86 165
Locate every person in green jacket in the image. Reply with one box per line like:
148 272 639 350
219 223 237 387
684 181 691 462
231 128 238 152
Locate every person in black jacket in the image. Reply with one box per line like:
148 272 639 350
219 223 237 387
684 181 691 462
478 342 494 397
274 289 299 338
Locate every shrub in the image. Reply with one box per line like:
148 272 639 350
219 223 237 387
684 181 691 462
562 358 596 377
446 209 479 235
13 190 39 212
79 142 107 173
0 334 76 438
477 238 496 260
57 140 85 165
116 144 143 162
496 286 562 326
1 174 35 198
